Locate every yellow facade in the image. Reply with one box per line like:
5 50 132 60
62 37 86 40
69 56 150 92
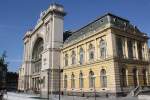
61 13 150 96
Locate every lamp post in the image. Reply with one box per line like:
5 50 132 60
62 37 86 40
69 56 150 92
94 76 96 100
47 69 50 100
58 66 61 100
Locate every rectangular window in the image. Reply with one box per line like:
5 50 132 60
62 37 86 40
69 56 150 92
43 77 45 88
116 37 123 57
127 40 133 58
137 42 142 60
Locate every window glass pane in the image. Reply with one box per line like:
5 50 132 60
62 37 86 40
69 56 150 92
89 71 94 88
128 40 133 58
142 69 147 85
71 51 76 65
100 40 106 58
64 75 67 88
65 54 68 66
100 69 107 87
79 73 84 88
121 68 127 87
116 37 123 57
79 48 84 64
71 74 75 88
89 44 94 60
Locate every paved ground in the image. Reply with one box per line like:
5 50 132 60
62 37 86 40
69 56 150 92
2 92 144 100
3 92 40 100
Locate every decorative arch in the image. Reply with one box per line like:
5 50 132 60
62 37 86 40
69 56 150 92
32 37 44 73
31 33 45 55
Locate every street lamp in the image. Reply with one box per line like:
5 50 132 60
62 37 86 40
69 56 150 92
47 69 50 100
58 66 61 100
94 76 96 100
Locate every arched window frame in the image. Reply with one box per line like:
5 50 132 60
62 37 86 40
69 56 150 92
142 68 147 86
71 73 75 88
64 75 67 88
64 54 68 66
89 44 95 60
89 71 95 88
120 68 127 87
32 38 44 73
71 50 76 65
79 48 84 65
132 68 138 87
79 72 84 88
43 77 45 88
100 39 106 59
100 69 107 88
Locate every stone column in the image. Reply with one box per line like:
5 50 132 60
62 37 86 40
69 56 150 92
75 46 78 65
68 50 71 66
94 39 98 60
84 43 87 63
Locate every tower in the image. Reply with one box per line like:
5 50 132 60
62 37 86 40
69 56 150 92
19 3 66 97
40 3 66 97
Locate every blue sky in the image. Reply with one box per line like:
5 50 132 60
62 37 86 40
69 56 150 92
0 0 150 72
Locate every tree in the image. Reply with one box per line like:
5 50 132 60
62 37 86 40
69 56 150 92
0 51 8 71
0 51 8 89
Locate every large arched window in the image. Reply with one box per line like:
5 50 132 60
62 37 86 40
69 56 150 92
100 69 107 88
89 71 95 88
100 39 106 58
89 44 94 60
71 50 76 65
32 38 44 73
71 73 75 88
79 72 84 88
79 48 84 65
64 54 68 66
64 75 67 88
142 69 147 86
120 68 127 87
133 68 138 87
